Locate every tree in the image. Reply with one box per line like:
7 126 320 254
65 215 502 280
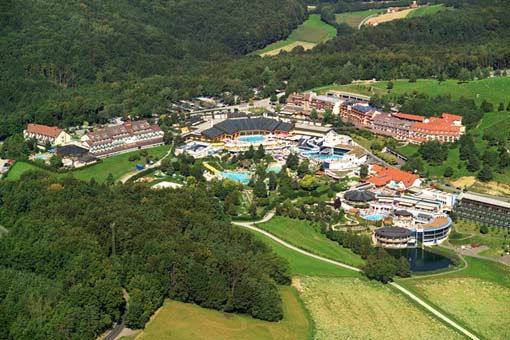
255 144 265 160
359 164 368 179
480 100 494 113
419 141 448 165
507 102 510 112
387 81 394 90
299 175 318 191
458 68 471 83
106 173 115 185
297 159 310 177
310 109 318 122
253 178 267 198
443 166 454 177
477 164 493 182
363 256 397 283
467 154 481 172
285 153 299 170
409 74 417 83
49 155 63 169
396 257 411 278
498 102 505 111
480 225 489 234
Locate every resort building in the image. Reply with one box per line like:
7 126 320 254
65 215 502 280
201 117 294 141
81 120 164 158
455 192 510 229
284 92 343 117
24 123 72 146
374 227 412 248
366 164 421 190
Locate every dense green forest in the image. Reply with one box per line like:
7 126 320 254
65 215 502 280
1 0 510 139
0 173 290 339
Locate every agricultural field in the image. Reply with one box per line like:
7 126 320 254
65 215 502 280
257 216 364 267
335 9 382 28
402 257 510 340
3 145 169 183
407 4 445 18
365 8 415 26
250 230 360 277
296 277 463 340
256 15 336 56
132 286 311 340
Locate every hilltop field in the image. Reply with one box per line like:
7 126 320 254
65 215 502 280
256 15 336 56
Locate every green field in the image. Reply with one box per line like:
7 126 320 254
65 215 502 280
297 277 463 340
4 145 169 183
250 230 360 277
133 286 311 340
335 9 382 28
403 257 510 340
257 216 364 267
315 77 510 106
450 220 509 257
407 4 445 18
255 14 336 56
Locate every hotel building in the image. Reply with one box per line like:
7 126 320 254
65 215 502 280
455 192 510 229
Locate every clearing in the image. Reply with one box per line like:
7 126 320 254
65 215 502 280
4 145 169 183
407 4 445 18
296 276 463 340
365 8 416 26
449 220 510 258
256 14 336 56
131 286 311 340
257 216 364 267
335 9 382 28
402 257 510 340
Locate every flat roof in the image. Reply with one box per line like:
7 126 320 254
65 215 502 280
294 124 333 133
458 192 510 209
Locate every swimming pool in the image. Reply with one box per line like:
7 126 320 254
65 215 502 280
219 171 251 184
306 152 343 161
266 165 282 173
363 214 385 221
35 154 49 160
238 135 265 143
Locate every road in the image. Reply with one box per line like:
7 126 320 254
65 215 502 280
119 147 173 184
102 320 125 340
233 213 480 340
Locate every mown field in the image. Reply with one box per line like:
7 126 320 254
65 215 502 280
335 9 382 28
4 145 169 183
449 220 509 257
407 4 445 18
402 257 510 340
130 286 311 340
257 216 364 267
256 15 336 56
297 276 463 340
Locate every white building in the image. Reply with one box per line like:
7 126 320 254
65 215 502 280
24 123 72 146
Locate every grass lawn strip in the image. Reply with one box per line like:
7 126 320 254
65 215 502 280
297 277 463 340
134 286 310 340
257 216 364 267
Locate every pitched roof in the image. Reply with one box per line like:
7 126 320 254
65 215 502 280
393 112 424 122
367 165 419 188
201 117 294 139
442 113 462 122
26 123 63 138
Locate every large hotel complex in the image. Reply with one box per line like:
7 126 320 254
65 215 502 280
285 91 465 144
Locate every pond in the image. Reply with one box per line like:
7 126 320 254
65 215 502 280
387 247 453 273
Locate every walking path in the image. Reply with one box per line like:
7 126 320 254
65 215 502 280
233 213 480 340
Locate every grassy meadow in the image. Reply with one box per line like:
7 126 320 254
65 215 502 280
256 15 336 56
449 220 510 257
402 257 510 340
132 286 311 340
4 145 169 183
257 216 364 267
335 9 382 28
296 276 463 340
407 4 445 18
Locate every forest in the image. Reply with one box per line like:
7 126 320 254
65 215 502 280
0 173 291 339
1 0 510 140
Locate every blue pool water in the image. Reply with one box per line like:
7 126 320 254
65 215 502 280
307 152 343 161
266 165 282 173
35 154 49 160
238 135 265 143
219 171 251 184
363 214 385 221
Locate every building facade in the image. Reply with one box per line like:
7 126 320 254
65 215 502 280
24 123 72 146
82 120 164 157
455 192 510 229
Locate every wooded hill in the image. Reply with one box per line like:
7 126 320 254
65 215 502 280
0 173 291 339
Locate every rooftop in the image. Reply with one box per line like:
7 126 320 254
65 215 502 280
26 123 63 138
201 117 294 139
367 165 419 188
458 192 510 209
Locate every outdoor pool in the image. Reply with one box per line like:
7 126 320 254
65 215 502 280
238 135 265 143
35 154 49 160
307 152 343 161
219 171 251 184
266 165 282 173
363 214 385 221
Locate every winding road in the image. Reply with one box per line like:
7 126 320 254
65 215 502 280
233 213 480 340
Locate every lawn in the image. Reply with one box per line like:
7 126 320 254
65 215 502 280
407 4 445 18
296 277 463 340
403 257 510 340
449 220 509 258
257 216 364 267
335 9 382 28
250 230 360 277
133 286 311 340
4 145 170 183
256 14 336 56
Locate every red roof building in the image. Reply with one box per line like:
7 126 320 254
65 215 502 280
23 123 71 146
367 164 421 189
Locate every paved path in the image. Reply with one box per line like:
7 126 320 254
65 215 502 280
233 213 480 340
120 148 173 184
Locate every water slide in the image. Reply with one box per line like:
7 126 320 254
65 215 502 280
203 162 220 174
